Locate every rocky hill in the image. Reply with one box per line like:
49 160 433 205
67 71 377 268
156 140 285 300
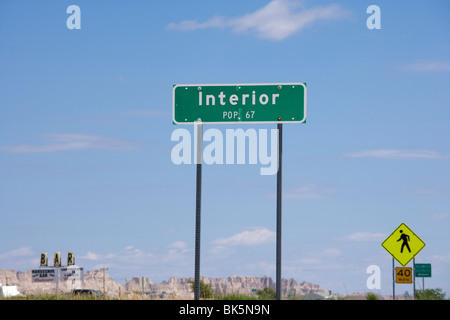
0 269 330 299
126 274 331 299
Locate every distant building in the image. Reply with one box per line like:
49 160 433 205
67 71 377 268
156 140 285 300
0 283 22 297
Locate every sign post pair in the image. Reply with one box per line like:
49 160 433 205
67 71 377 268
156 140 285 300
381 223 427 299
173 83 307 300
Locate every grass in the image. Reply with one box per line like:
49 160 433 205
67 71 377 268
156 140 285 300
1 293 109 300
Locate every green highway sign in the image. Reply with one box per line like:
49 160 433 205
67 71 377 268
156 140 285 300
415 263 431 277
172 83 307 124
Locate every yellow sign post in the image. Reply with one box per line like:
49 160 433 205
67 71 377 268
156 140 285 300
381 223 426 266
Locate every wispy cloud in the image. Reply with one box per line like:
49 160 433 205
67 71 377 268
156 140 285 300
0 246 34 260
402 61 450 72
212 228 275 247
80 244 187 273
322 248 342 258
0 247 36 270
344 149 449 159
82 251 102 261
0 133 137 154
429 213 449 221
339 232 386 242
431 252 450 263
167 0 350 41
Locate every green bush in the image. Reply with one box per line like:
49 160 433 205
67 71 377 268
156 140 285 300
188 280 215 299
256 287 276 300
415 288 446 300
365 292 379 300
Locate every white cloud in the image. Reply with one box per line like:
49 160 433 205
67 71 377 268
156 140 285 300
212 228 275 247
296 257 321 264
429 213 449 221
340 232 386 242
77 245 190 279
431 252 450 263
168 15 226 31
166 241 191 260
167 0 349 41
402 61 450 72
344 149 448 159
0 247 37 270
122 246 146 259
0 133 137 154
322 248 341 257
168 241 189 251
0 247 33 259
82 251 102 261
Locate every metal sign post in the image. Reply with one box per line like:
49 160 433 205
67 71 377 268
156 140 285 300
276 123 282 300
194 122 202 301
413 258 416 298
392 258 395 300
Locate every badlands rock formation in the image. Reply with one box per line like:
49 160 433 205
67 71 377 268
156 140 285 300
126 275 330 299
1 269 330 299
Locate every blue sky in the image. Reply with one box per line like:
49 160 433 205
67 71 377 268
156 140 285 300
0 0 449 296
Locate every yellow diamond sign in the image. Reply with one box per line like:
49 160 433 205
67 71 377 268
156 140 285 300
381 223 426 266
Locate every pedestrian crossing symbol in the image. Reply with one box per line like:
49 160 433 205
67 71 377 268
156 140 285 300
381 223 426 266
